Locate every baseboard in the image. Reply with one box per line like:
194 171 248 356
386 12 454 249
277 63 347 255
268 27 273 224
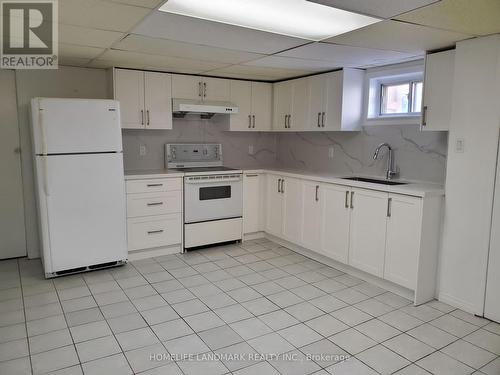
128 244 182 261
437 292 482 316
243 231 266 241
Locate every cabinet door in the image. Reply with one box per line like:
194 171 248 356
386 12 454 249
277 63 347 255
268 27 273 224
384 194 422 290
251 82 272 131
323 71 343 130
290 78 309 131
229 80 252 131
144 72 172 130
266 174 284 237
114 69 144 129
302 181 322 251
282 177 303 243
203 77 230 101
243 173 262 234
321 184 351 263
421 50 454 131
348 188 388 277
172 74 202 100
273 81 292 130
308 75 326 130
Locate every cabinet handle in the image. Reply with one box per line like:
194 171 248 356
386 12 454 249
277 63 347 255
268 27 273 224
203 82 207 97
147 230 164 235
387 197 392 217
345 191 349 208
281 179 285 194
321 112 325 127
350 191 354 209
252 115 256 128
277 178 281 193
146 110 150 126
147 202 163 206
248 114 252 128
422 105 427 127
140 110 144 125
284 115 287 128
246 174 258 177
317 112 321 127
315 185 319 202
288 114 291 129
146 183 163 187
198 82 202 97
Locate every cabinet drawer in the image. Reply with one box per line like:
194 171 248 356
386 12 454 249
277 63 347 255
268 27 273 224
127 214 181 251
127 191 182 218
126 178 182 193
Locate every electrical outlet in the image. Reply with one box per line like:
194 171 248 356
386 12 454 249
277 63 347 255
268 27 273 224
328 146 334 159
139 144 147 156
248 145 254 155
455 138 465 153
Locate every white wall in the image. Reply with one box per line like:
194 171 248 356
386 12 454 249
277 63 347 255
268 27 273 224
15 66 109 259
438 35 500 314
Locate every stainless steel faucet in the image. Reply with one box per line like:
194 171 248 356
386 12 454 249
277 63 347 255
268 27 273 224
373 143 399 180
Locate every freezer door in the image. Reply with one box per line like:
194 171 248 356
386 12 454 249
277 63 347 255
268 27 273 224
32 98 122 154
37 153 127 273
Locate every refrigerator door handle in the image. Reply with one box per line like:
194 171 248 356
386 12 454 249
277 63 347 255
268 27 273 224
39 104 48 155
42 156 50 196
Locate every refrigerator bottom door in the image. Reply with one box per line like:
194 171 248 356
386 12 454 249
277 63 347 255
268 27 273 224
38 153 127 274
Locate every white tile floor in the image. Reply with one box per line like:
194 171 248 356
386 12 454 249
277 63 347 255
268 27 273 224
0 238 499 375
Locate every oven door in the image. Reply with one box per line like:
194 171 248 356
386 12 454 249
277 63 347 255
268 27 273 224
184 174 243 223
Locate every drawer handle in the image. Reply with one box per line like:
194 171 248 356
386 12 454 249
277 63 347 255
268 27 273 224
147 230 164 235
146 183 163 187
245 174 258 177
147 202 163 206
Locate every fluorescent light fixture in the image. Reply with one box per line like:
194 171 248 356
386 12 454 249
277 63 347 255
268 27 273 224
158 0 381 41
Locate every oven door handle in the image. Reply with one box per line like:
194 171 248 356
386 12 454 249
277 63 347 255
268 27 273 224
185 177 242 184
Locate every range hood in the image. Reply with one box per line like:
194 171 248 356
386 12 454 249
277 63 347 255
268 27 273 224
172 98 238 119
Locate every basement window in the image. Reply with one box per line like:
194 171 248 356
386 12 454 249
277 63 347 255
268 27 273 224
380 80 423 115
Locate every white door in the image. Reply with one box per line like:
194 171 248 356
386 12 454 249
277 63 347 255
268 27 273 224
282 177 303 244
41 153 127 272
308 75 325 130
321 184 351 263
172 74 202 100
0 70 26 259
251 82 272 131
290 78 309 131
348 188 388 277
302 181 322 251
243 173 262 234
229 80 252 130
203 77 230 101
273 81 292 130
114 69 145 129
266 174 283 237
485 148 500 322
144 72 173 130
384 194 422 290
33 98 122 154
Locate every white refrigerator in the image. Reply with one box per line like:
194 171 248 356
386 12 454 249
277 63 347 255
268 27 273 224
31 98 127 277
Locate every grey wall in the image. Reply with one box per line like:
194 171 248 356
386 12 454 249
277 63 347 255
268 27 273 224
15 66 109 259
276 125 448 184
122 116 278 170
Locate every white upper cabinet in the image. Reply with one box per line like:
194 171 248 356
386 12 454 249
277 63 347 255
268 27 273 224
229 81 272 131
114 68 172 130
172 74 230 102
421 49 455 131
273 81 293 130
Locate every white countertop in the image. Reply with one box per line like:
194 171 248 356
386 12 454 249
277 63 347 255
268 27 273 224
124 167 444 197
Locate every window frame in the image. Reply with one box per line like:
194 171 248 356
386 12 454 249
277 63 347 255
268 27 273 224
379 79 423 117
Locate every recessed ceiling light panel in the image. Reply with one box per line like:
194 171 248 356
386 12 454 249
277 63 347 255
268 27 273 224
158 0 381 41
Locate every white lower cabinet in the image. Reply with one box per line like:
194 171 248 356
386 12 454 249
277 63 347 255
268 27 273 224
348 188 389 278
125 177 183 259
282 177 303 243
302 181 322 252
266 174 284 237
243 173 265 234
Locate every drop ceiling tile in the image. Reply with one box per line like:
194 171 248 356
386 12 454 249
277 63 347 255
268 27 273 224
395 0 500 36
132 11 309 54
307 0 439 19
244 56 340 71
93 49 230 73
59 44 105 60
60 0 152 32
278 42 418 66
59 25 125 48
106 0 164 9
113 34 265 64
324 19 472 53
207 65 312 81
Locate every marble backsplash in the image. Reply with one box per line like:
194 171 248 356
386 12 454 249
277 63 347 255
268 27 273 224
276 125 448 184
122 116 448 184
122 115 278 170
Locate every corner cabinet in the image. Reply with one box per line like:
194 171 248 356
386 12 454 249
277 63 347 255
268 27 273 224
421 49 455 131
113 68 172 130
229 81 272 131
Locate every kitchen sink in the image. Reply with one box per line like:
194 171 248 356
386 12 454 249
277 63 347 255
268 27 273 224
342 177 408 186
